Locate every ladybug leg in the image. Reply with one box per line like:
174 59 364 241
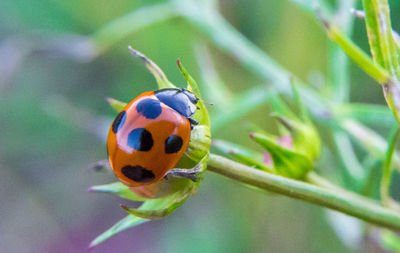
188 118 199 130
164 164 202 182
89 159 112 173
189 118 199 125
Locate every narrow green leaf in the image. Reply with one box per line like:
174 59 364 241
90 183 196 247
380 127 400 206
334 103 395 127
194 43 234 110
128 46 176 89
320 16 390 84
289 0 333 15
121 206 172 219
121 187 192 219
88 182 147 201
330 41 351 103
269 93 297 120
213 139 263 162
243 122 269 136
89 215 148 248
106 97 127 112
359 156 381 197
340 119 400 171
91 3 177 54
291 80 310 122
329 0 357 103
211 85 272 131
333 131 365 188
341 119 387 157
177 59 202 99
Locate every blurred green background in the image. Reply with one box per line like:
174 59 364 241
1 0 400 252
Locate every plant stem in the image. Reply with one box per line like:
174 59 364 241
305 172 350 193
362 0 400 79
381 128 400 206
207 153 400 231
320 16 390 84
340 119 400 170
362 0 400 124
91 3 177 53
329 0 356 103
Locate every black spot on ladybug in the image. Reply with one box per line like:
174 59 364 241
136 98 162 119
121 165 155 182
128 128 153 151
165 134 183 154
112 111 126 133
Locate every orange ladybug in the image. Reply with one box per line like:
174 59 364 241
107 88 199 187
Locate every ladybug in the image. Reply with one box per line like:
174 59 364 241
107 88 200 187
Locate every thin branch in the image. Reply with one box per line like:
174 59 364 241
330 0 356 103
381 127 400 206
318 12 391 84
207 153 400 231
91 3 177 53
362 0 400 79
362 0 400 124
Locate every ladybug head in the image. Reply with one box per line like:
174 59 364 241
154 88 198 118
181 89 199 105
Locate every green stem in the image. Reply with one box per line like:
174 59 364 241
91 3 177 53
207 153 400 231
362 0 400 124
381 128 400 206
330 0 355 103
340 119 400 171
362 0 400 79
320 17 390 84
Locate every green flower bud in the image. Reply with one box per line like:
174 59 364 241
250 132 313 179
273 114 321 162
247 83 321 179
268 82 321 164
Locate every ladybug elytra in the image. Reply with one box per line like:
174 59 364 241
107 88 199 187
